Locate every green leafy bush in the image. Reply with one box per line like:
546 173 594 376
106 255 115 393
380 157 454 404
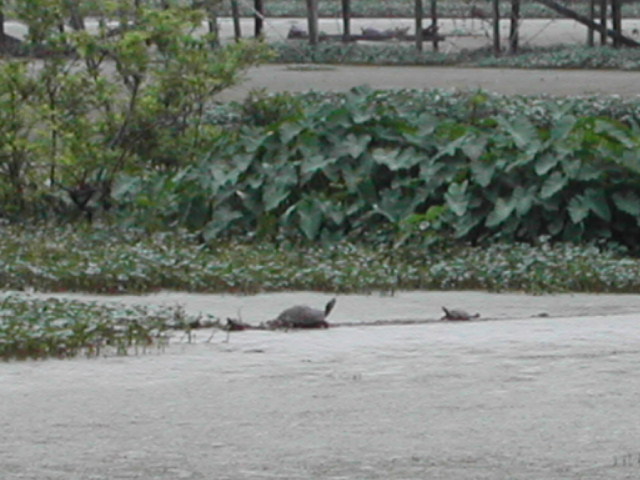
1 226 640 295
272 44 640 70
0 0 270 220
0 294 215 360
114 87 640 250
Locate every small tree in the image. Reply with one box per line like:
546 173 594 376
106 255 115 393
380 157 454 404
0 0 271 220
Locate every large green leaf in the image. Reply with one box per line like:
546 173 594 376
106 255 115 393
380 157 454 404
296 198 323 239
470 161 495 188
444 181 469 217
486 196 515 228
263 166 297 211
594 119 635 149
202 206 244 240
498 115 540 151
372 147 421 171
374 188 419 223
583 187 611 222
534 153 561 176
278 122 304 144
514 186 537 216
548 114 577 143
300 154 333 177
452 210 484 238
336 133 371 159
612 191 640 217
461 134 488 162
433 134 470 161
540 171 567 199
568 195 589 224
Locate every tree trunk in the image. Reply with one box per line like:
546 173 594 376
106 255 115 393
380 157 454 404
64 0 86 31
203 0 220 46
341 0 351 41
587 0 595 45
254 0 264 37
231 0 242 41
0 1 5 42
431 0 439 51
415 0 423 52
306 0 319 46
509 0 520 53
611 0 622 48
492 0 501 55
599 0 607 44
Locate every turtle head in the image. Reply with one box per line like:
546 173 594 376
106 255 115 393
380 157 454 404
324 298 337 317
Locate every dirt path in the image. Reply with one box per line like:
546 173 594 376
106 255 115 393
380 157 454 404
219 63 640 100
3 291 640 479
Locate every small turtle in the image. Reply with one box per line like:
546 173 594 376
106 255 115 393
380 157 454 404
441 306 480 321
268 298 336 329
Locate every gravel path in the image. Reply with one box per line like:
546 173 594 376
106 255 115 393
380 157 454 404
219 63 640 100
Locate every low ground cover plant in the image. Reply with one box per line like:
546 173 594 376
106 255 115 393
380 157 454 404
0 294 216 360
273 43 640 70
1 225 639 295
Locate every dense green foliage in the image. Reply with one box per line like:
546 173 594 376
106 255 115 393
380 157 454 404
0 294 214 360
111 88 640 250
2 225 640 295
273 43 640 70
0 0 270 218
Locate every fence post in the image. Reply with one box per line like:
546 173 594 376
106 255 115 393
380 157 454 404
599 0 607 45
342 0 351 41
254 0 264 37
306 0 319 45
231 0 242 41
430 0 439 51
509 0 519 53
492 0 500 55
611 0 621 47
415 0 424 51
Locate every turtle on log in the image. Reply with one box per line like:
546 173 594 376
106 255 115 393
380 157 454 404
441 306 480 321
268 298 336 329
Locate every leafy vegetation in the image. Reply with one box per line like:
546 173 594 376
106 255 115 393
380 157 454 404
1 225 640 296
273 43 640 70
478 45 640 70
109 87 640 251
0 0 270 219
0 294 217 360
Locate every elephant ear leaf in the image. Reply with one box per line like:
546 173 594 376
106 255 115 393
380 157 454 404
540 171 567 199
499 115 540 151
444 181 469 217
202 207 243 241
583 188 611 222
486 196 515 228
297 198 323 240
612 191 640 217
568 195 589 224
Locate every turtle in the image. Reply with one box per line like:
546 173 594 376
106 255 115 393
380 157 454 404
268 298 336 329
441 306 480 321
